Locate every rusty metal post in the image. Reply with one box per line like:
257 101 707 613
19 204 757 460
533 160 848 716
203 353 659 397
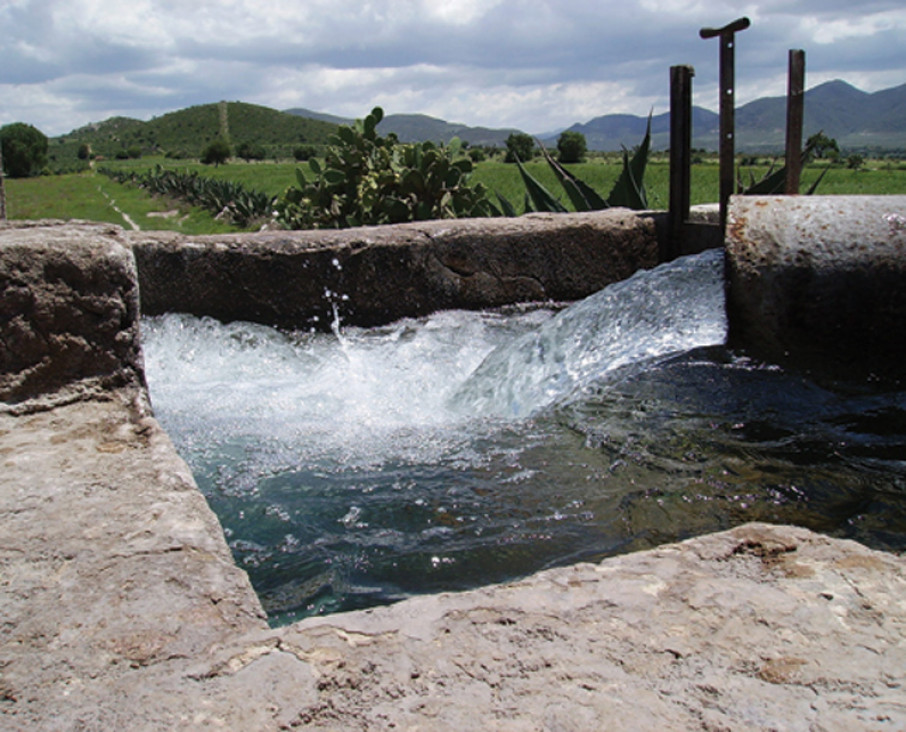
700 17 750 231
785 49 806 194
668 65 695 260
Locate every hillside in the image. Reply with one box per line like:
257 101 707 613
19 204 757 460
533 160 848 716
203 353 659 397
57 102 338 159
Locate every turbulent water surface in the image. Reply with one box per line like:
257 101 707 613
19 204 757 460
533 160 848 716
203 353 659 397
142 250 906 625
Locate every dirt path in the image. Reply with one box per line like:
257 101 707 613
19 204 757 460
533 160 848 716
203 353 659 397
97 184 140 230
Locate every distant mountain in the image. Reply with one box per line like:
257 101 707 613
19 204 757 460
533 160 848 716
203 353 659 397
550 80 906 152
284 109 522 148
283 107 352 127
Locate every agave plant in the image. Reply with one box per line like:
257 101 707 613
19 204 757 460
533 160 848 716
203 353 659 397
504 113 652 214
738 133 830 195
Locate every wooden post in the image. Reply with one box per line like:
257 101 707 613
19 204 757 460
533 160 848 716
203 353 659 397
785 49 806 194
700 17 750 231
668 65 695 261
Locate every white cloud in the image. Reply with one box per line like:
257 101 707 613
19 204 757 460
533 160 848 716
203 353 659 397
1 0 903 136
800 9 905 44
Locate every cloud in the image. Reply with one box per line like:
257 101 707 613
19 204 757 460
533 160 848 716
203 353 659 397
1 0 903 137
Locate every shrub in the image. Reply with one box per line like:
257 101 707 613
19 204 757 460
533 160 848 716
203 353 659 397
200 138 231 166
1 122 49 178
557 131 587 164
237 141 266 161
293 145 317 161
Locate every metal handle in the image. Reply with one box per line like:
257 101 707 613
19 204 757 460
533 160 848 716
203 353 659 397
700 17 750 39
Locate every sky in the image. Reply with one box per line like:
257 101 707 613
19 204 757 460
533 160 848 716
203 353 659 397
2 0 905 137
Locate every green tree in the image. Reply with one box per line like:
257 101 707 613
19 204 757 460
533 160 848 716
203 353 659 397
805 131 839 161
504 132 535 163
557 131 587 163
0 122 48 178
293 145 317 161
77 143 91 160
200 138 231 166
236 141 266 161
846 153 865 170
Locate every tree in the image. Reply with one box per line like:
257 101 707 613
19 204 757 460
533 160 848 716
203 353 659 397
846 153 865 170
0 122 49 178
805 132 839 162
236 141 266 161
200 138 231 166
557 131 587 163
293 145 317 161
504 132 535 163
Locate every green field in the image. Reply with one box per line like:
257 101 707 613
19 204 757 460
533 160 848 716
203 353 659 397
5 156 906 235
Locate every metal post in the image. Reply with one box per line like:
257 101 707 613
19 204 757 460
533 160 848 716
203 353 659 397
700 17 750 231
785 49 806 194
668 65 695 260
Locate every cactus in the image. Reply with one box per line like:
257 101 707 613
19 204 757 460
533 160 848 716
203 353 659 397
274 108 499 230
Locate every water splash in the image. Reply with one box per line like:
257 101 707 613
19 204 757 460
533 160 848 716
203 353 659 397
451 249 727 418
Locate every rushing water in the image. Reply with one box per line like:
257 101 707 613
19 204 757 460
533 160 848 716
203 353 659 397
142 250 906 625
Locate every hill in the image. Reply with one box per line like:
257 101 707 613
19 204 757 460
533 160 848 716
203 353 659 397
57 102 338 160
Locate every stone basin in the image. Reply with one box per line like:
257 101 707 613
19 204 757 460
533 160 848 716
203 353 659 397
1 203 905 730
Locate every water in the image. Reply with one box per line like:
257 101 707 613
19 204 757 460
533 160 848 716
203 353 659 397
142 250 906 625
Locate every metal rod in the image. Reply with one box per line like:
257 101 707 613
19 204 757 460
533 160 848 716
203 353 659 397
785 49 806 194
668 64 695 260
700 17 750 231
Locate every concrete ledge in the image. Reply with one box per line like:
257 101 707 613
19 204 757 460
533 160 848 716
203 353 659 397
131 210 659 329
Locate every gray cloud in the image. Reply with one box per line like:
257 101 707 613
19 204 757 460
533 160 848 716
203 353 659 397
0 0 903 136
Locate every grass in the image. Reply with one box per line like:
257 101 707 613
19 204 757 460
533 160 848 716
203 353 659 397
5 156 905 235
6 169 241 235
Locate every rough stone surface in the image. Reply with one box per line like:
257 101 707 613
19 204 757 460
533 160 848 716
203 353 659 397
2 400 904 732
726 194 906 377
0 220 145 410
131 210 658 330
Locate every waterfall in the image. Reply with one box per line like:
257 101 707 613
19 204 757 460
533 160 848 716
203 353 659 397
451 248 727 418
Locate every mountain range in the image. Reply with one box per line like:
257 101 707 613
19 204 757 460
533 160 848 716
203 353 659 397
56 80 905 161
290 80 906 153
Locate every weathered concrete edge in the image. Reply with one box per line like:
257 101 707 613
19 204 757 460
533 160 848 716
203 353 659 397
726 194 906 378
128 209 660 330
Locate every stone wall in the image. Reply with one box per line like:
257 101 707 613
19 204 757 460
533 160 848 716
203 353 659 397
131 210 659 330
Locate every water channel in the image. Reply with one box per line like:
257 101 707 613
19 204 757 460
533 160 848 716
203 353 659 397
142 250 906 626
